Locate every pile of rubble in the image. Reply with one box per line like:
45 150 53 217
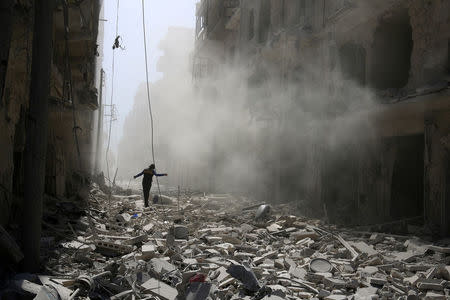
5 184 450 299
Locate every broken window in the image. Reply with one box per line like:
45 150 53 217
248 9 255 40
339 42 366 86
370 8 413 90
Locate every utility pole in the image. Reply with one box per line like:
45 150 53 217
22 0 55 272
94 68 104 174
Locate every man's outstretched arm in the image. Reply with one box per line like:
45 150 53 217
134 170 144 179
153 170 168 177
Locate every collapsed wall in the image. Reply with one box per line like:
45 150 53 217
191 0 450 235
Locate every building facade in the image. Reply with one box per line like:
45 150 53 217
193 0 450 235
0 1 102 226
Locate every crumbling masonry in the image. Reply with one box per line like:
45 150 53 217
193 0 450 236
0 0 102 269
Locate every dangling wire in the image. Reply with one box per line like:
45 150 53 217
141 0 162 199
105 0 120 184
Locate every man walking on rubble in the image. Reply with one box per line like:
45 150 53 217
134 163 168 207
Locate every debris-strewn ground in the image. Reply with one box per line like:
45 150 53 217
6 184 450 299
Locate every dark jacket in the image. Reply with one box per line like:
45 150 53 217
134 168 165 186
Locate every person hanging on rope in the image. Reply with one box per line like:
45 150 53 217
134 163 167 207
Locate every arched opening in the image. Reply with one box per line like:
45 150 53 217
339 42 367 86
370 9 413 89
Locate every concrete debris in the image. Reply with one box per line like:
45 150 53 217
4 183 450 299
142 278 178 300
33 285 60 300
172 225 189 240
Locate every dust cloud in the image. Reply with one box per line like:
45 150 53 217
116 27 379 205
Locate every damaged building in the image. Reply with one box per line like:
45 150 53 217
193 0 450 236
0 0 102 269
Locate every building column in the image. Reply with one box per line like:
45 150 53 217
424 111 450 237
22 0 55 272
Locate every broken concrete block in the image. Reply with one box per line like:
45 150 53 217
261 296 285 300
288 265 306 279
218 277 236 289
234 252 256 260
116 213 131 223
150 258 177 275
424 291 446 299
369 277 387 286
37 276 73 300
240 223 254 233
361 266 379 276
324 295 347 300
60 240 93 252
141 278 177 300
291 230 319 241
143 223 154 232
350 241 378 256
266 223 282 233
323 278 346 289
274 258 284 269
354 286 379 299
33 285 60 300
213 266 230 283
173 225 189 240
416 278 445 291
140 243 156 260
317 289 331 298
407 290 419 300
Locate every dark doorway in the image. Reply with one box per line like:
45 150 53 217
339 42 367 85
370 9 413 89
390 134 424 219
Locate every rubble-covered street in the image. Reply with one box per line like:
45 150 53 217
5 184 449 300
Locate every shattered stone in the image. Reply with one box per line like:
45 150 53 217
142 278 178 300
116 213 132 223
13 183 450 300
172 225 189 240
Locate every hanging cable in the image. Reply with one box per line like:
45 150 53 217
105 0 120 183
141 0 162 199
